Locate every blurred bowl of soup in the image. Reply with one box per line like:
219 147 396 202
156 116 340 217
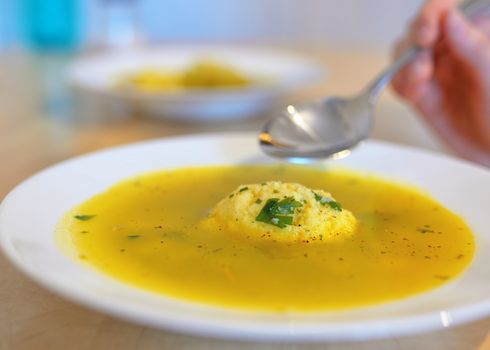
68 45 326 122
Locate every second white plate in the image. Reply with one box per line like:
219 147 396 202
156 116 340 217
68 45 325 121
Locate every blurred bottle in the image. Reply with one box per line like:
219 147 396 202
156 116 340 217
0 0 15 51
20 0 81 52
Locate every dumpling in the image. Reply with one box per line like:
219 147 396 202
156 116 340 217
204 181 357 242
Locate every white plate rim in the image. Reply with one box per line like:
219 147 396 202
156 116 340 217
1 132 490 342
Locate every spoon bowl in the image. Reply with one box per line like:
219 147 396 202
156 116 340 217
259 95 373 160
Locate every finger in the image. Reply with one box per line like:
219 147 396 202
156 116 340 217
472 14 490 37
409 79 479 158
392 50 433 102
411 0 457 47
443 11 490 148
444 10 490 68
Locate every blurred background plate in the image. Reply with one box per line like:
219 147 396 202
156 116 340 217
68 45 326 122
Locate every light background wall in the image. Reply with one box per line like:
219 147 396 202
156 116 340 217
137 0 424 49
1 0 426 52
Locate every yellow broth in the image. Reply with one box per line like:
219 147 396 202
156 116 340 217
57 165 475 311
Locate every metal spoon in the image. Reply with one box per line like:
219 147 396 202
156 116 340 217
259 0 489 161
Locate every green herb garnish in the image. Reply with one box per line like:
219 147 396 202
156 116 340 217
239 187 249 192
313 192 342 211
327 201 342 211
276 196 303 214
74 215 96 221
255 199 262 204
255 197 303 228
127 234 141 239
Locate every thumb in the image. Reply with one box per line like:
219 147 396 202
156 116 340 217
444 10 490 67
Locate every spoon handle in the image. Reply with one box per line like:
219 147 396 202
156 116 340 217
461 0 490 16
364 0 490 103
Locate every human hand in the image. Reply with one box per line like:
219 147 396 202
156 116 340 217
392 0 490 167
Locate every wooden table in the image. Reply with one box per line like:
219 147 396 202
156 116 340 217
1 47 489 350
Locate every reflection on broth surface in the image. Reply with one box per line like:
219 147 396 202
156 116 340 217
57 165 474 311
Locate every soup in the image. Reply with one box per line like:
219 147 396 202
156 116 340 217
56 165 475 312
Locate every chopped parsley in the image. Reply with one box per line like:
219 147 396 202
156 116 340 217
275 196 303 214
239 187 249 192
255 199 262 204
127 234 141 239
74 215 96 221
313 192 342 211
327 201 342 211
255 197 303 228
